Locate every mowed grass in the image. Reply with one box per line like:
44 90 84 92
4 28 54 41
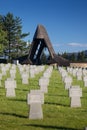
0 66 87 130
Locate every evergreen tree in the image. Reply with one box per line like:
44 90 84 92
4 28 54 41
0 12 29 61
0 25 7 54
62 52 68 59
77 51 85 62
70 53 76 62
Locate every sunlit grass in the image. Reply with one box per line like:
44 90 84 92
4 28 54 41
0 66 87 130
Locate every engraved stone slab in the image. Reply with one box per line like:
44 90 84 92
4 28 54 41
29 103 43 119
10 69 16 79
71 97 81 107
69 86 82 97
30 69 35 78
27 93 41 104
21 73 29 84
83 76 87 87
69 86 82 107
1 67 6 75
5 80 16 97
27 93 43 119
30 90 44 104
61 72 68 81
5 80 16 88
85 127 87 130
39 78 49 87
39 78 49 93
76 71 82 80
72 69 77 77
43 72 50 78
40 85 48 93
64 76 72 89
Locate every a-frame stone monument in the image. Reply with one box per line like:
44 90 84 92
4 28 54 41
28 24 69 66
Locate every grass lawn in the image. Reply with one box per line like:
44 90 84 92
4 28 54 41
0 65 87 130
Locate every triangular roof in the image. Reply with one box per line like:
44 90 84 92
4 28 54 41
32 24 56 58
28 24 69 66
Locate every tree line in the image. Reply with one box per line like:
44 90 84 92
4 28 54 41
0 12 30 62
60 51 87 62
40 51 87 65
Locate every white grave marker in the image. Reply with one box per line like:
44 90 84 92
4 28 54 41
21 73 29 84
39 78 49 93
27 93 43 119
69 86 82 107
64 76 72 90
5 80 16 97
83 76 87 87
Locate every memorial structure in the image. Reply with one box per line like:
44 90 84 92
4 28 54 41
27 24 69 66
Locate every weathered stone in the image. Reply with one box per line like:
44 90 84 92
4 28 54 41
76 71 82 80
30 90 44 104
29 103 43 119
83 76 87 87
30 69 35 78
85 127 87 130
21 73 29 84
5 80 16 97
10 69 16 79
27 93 41 104
64 76 72 90
27 93 43 119
69 86 82 107
39 78 49 93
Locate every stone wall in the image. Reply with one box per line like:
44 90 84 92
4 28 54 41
70 63 87 68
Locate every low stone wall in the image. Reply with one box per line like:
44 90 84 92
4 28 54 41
70 63 87 68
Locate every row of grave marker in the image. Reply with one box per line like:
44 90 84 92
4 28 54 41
1 64 87 129
65 67 87 129
0 63 53 119
27 66 53 119
0 63 45 97
1 63 86 120
58 67 86 107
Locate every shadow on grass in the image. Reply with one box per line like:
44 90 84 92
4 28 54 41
24 124 81 130
8 98 26 102
0 112 27 118
45 101 69 107
47 94 68 97
16 88 29 92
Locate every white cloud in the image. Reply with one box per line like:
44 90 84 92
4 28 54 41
53 44 60 47
67 42 87 47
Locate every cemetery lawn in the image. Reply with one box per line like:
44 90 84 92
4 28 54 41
0 66 87 130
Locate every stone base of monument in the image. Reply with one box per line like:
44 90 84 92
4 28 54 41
85 127 87 130
6 88 16 97
71 97 81 107
29 103 43 119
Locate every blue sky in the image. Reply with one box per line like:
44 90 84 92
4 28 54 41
0 0 87 54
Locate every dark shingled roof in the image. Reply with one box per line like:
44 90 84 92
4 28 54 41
27 24 70 66
30 24 55 59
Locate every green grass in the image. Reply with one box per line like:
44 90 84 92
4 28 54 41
0 66 87 130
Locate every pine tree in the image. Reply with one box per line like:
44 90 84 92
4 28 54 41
0 25 8 54
0 12 29 62
70 53 76 62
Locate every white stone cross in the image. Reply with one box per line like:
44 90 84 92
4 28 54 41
5 80 16 97
27 93 43 119
69 86 82 107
